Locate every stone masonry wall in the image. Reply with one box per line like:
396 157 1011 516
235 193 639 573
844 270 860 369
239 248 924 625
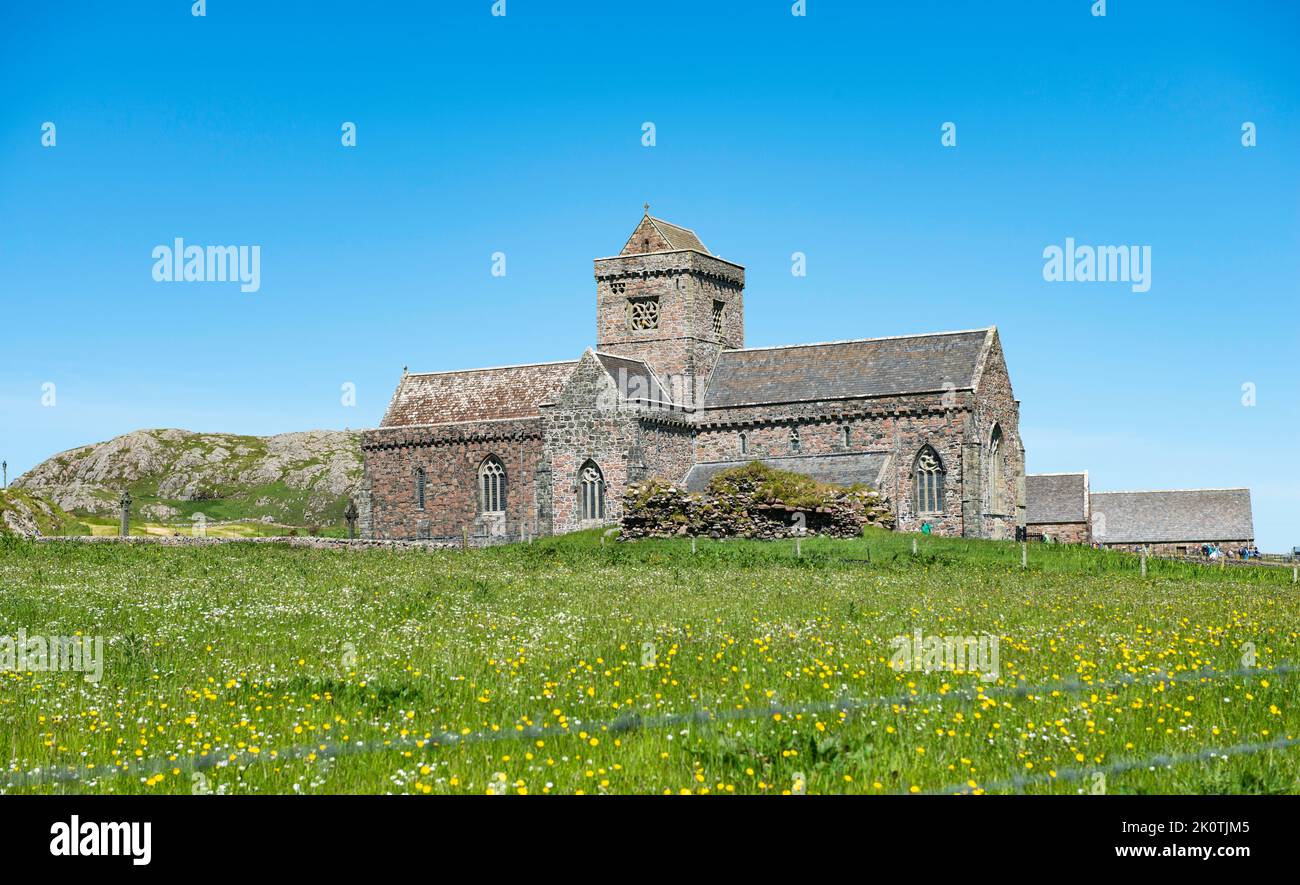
594 250 744 405
1102 539 1254 555
1028 521 1091 544
968 332 1026 541
361 419 545 542
541 352 641 535
695 391 972 537
637 417 696 486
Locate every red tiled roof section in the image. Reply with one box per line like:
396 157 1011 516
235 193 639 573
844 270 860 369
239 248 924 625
379 361 578 427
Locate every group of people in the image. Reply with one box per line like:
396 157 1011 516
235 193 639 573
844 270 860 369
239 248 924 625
1199 543 1262 560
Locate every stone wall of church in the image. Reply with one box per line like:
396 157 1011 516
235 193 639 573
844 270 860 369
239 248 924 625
360 420 544 542
968 334 1026 541
541 354 640 535
693 391 971 536
637 418 696 486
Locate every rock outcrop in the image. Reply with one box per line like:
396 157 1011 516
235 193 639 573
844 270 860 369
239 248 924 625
12 428 363 527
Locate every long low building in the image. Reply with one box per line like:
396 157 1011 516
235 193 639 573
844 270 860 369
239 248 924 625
1025 474 1254 552
1089 488 1254 554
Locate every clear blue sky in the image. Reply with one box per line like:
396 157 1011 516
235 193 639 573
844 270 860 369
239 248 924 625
1 1 1296 549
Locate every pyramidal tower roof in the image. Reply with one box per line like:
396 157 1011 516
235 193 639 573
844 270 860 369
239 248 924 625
619 204 710 255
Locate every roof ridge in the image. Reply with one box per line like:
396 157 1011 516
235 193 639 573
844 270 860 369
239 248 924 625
1093 488 1251 495
405 358 578 378
1028 471 1089 477
693 450 892 466
722 327 995 354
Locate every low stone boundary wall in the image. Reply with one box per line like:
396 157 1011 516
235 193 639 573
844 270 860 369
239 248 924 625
33 536 463 551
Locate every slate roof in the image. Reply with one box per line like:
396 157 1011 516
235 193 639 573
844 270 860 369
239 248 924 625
1089 489 1254 544
1026 473 1089 524
594 352 676 406
682 453 891 492
618 214 711 256
701 329 992 409
379 360 577 427
647 217 709 253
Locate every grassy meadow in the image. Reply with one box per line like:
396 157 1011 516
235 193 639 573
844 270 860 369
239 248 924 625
1 529 1297 795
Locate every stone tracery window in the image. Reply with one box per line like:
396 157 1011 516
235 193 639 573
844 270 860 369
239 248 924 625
628 297 659 330
712 300 725 337
789 425 801 453
479 456 506 514
580 460 606 521
913 447 945 515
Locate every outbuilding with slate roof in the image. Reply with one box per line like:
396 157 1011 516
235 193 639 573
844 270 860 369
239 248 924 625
1090 489 1254 554
1025 472 1091 543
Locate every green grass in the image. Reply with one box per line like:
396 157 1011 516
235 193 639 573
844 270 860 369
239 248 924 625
0 529 1296 795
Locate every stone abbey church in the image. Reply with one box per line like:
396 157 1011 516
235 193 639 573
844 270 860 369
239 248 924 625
358 210 1027 542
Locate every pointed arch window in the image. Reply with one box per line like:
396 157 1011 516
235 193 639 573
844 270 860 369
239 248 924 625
913 447 945 516
988 425 1004 514
479 456 507 514
580 461 606 522
414 467 426 511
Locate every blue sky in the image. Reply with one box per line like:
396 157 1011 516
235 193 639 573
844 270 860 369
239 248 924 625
1 1 1296 549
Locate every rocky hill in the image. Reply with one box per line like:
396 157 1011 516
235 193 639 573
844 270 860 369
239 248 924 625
0 489 87 537
12 429 364 530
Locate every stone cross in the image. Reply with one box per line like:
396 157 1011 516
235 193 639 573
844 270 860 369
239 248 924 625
119 489 132 538
344 500 359 540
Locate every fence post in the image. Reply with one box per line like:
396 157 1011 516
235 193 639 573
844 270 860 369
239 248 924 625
1021 542 1027 569
461 525 468 551
1292 565 1297 584
912 538 918 555
795 536 802 558
1140 548 1147 578
691 536 697 555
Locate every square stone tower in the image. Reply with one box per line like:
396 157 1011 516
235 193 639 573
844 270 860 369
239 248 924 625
594 208 744 406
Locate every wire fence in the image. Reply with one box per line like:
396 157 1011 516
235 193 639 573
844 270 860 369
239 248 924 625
7 660 1297 793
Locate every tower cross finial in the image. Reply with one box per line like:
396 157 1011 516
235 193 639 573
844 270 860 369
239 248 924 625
643 202 650 216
